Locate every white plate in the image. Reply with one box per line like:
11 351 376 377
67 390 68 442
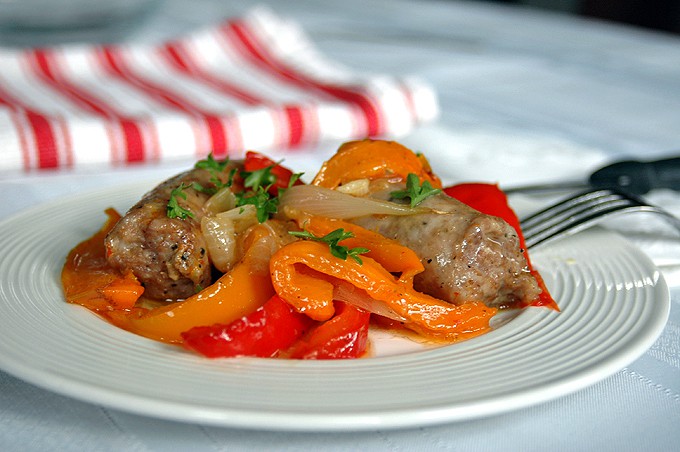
0 183 670 431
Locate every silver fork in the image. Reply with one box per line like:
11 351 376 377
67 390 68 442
520 188 680 249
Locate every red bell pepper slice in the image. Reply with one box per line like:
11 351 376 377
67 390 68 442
444 183 558 310
243 151 303 195
181 294 313 358
289 301 370 360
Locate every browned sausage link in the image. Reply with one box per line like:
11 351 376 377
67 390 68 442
105 162 243 301
351 193 541 309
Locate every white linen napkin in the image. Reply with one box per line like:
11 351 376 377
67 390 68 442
0 6 438 172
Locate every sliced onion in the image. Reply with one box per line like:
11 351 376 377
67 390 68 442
243 223 285 274
278 184 430 219
201 215 237 273
215 204 258 233
201 205 258 273
335 178 370 196
204 187 237 215
334 282 407 322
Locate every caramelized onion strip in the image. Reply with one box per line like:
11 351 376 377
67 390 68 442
278 184 429 219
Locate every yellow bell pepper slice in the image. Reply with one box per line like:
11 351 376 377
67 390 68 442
114 224 279 344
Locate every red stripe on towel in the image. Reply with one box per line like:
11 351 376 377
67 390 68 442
161 42 263 106
224 19 383 137
97 46 229 157
118 119 144 163
30 50 113 115
25 111 59 169
0 81 60 169
0 84 36 170
30 49 155 164
97 47 199 112
283 105 304 147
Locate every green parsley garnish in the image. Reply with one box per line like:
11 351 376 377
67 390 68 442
289 228 370 264
241 164 278 191
167 183 195 219
195 153 229 172
390 173 442 207
191 168 237 195
235 161 297 223
193 153 235 195
287 172 303 188
240 157 304 195
235 186 279 223
190 181 213 195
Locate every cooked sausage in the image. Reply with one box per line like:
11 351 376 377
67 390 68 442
105 164 241 300
351 193 541 308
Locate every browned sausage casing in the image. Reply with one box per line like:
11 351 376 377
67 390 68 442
351 193 541 308
105 164 241 301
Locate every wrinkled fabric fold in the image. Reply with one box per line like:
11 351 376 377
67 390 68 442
0 6 438 172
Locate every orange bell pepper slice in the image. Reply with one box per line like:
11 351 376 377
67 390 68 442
270 240 496 341
295 215 424 283
98 273 145 309
311 139 441 189
113 224 279 344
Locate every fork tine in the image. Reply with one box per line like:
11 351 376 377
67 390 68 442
520 188 680 249
520 190 627 230
523 203 639 249
520 190 637 243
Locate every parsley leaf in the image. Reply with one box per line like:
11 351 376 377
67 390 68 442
390 173 442 207
241 165 278 192
190 181 213 195
195 153 229 172
289 228 370 264
193 153 235 195
191 167 237 195
287 172 303 188
235 186 279 223
167 183 195 219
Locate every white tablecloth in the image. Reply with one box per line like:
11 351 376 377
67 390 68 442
1 1 679 450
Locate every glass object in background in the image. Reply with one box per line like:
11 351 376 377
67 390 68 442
0 0 161 47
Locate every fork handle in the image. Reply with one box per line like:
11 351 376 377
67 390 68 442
589 157 680 195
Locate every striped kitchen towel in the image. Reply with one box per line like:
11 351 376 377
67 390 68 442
0 6 438 172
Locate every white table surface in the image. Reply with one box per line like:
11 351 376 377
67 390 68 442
1 0 679 450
